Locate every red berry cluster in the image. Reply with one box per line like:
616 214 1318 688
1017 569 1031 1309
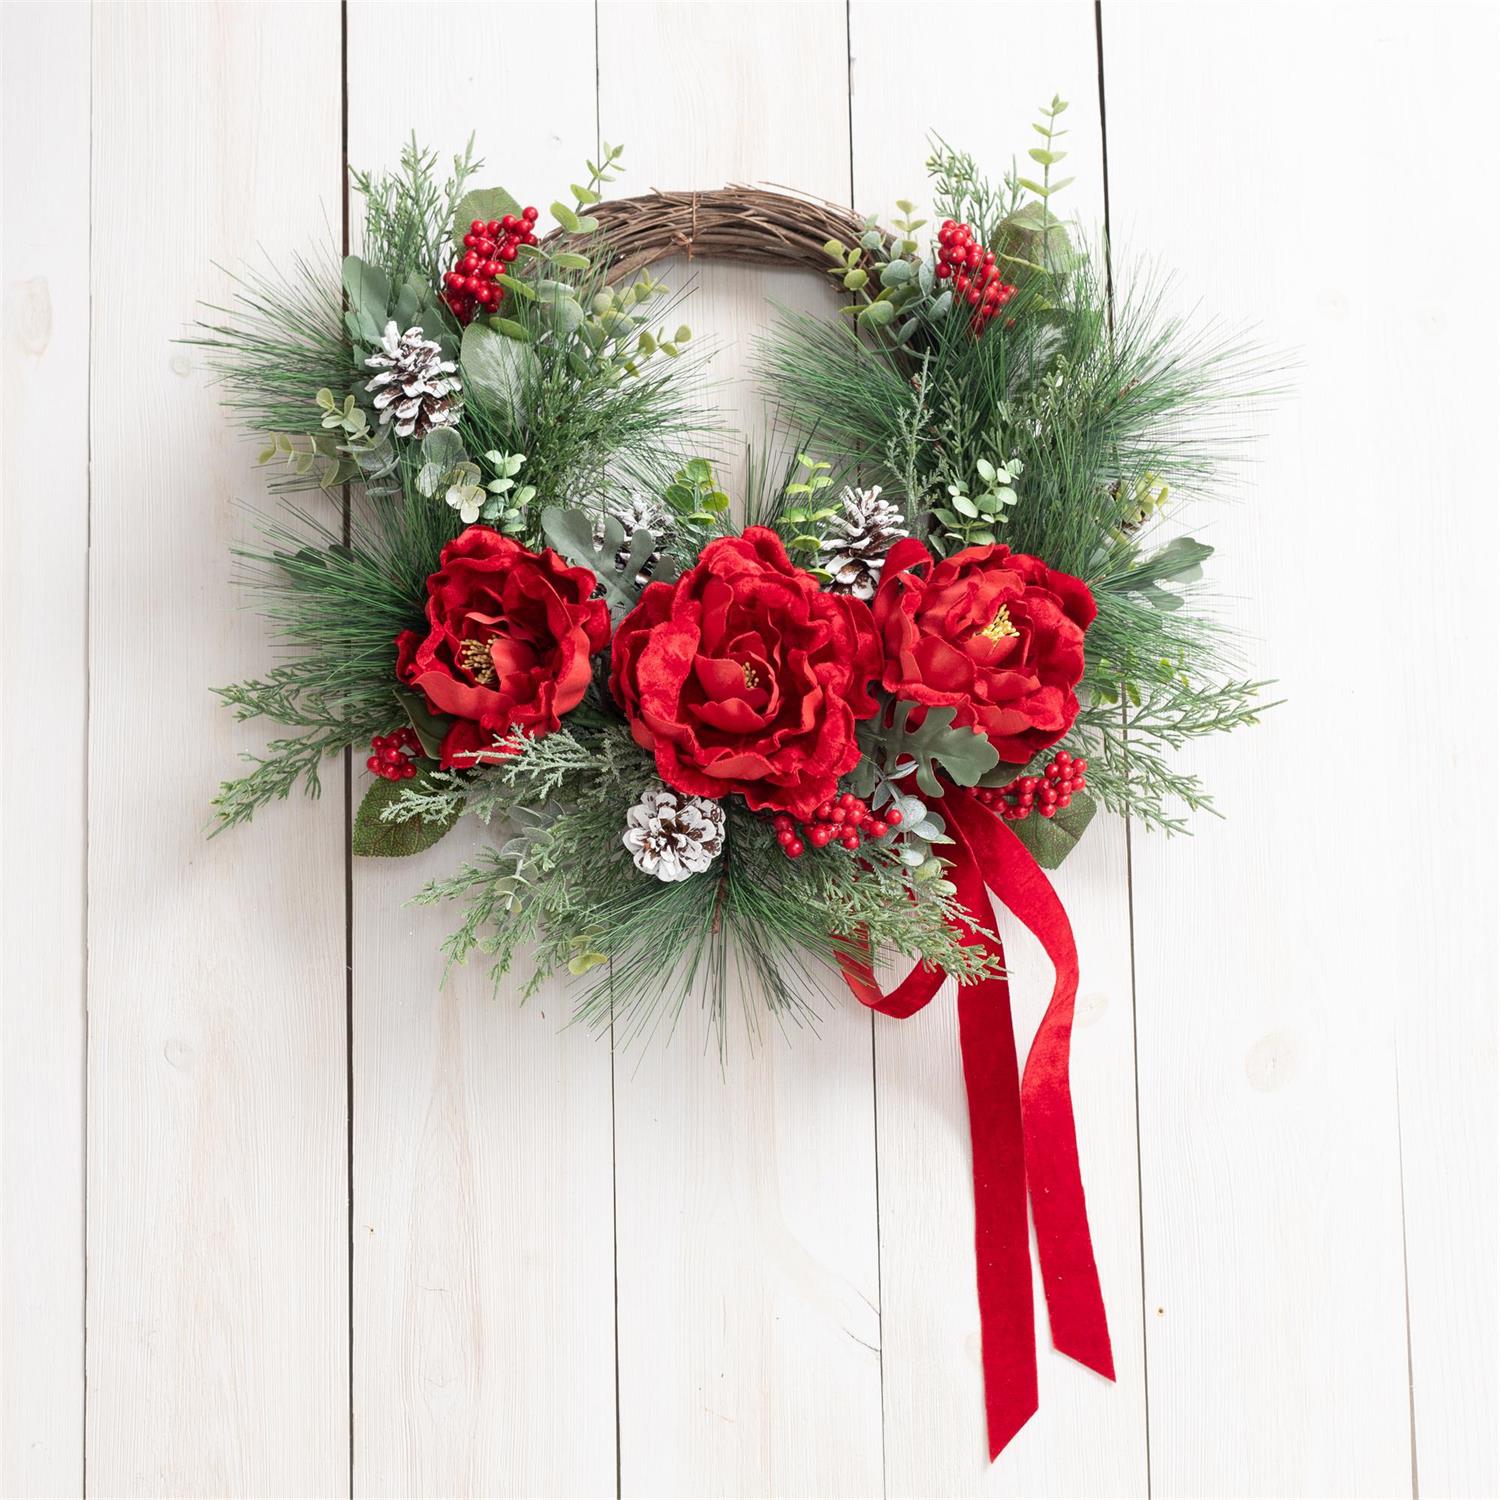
934 219 1016 333
442 208 540 324
367 727 421 781
973 750 1087 821
772 794 904 860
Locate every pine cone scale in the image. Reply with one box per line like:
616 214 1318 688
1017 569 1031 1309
365 320 462 439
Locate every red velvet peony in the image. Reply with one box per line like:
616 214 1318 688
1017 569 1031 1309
396 527 610 767
872 538 1095 764
610 527 881 818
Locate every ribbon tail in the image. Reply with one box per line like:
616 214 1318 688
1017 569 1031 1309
956 951 1038 1457
950 788 1115 1382
946 818 1040 1457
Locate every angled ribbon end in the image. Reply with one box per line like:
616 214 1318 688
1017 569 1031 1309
1055 1330 1116 1383
986 1389 1039 1463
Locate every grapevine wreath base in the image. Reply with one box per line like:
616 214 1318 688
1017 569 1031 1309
198 111 1267 1459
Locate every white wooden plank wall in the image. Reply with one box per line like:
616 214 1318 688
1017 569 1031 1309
1 2 1495 1498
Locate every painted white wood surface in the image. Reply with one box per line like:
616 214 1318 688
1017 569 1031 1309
83 3 349 1495
1102 3 1498 1496
1 3 1496 1498
345 6 618 1496
596 6 884 1495
1 5 89 1496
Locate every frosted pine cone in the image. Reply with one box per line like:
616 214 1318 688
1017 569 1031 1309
622 786 726 882
820 485 908 600
365 321 461 439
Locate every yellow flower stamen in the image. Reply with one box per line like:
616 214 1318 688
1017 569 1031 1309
978 603 1020 641
458 636 497 685
741 661 760 690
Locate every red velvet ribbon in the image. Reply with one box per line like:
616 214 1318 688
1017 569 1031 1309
838 786 1113 1459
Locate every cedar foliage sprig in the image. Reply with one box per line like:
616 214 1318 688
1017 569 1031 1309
410 718 996 1054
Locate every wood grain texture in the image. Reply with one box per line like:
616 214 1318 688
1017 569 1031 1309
1100 2 1497 1494
84 4 348 1494
849 4 1148 1494
1342 12 1498 1497
1 3 1495 1495
345 5 618 1497
1 4 89 1495
597 4 883 1496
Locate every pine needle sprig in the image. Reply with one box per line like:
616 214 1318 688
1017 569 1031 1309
189 248 358 440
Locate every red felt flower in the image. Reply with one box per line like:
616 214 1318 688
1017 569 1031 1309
872 538 1095 763
610 526 881 818
395 527 610 767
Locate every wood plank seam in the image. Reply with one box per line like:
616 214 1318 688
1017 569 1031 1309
1092 5 1154 1495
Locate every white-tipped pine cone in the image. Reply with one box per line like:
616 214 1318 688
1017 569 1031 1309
365 321 461 439
622 786 725 882
820 484 908 600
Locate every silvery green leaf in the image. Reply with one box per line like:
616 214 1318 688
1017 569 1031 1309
452 186 522 249
460 321 539 422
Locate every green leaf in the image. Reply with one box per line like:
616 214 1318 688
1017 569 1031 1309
461 320 539 420
857 298 897 329
539 506 655 619
352 769 462 858
1143 535 1213 583
341 256 391 342
452 186 523 249
861 699 1000 797
395 687 454 761
551 250 592 271
551 200 581 233
1007 790 1097 870
490 317 531 341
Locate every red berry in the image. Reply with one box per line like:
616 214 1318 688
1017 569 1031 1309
522 205 539 221
868 821 889 838
785 840 805 858
885 807 903 827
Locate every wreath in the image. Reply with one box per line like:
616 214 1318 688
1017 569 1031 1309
196 99 1269 1461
